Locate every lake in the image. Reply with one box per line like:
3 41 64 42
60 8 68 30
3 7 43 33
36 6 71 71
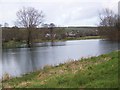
1 39 119 78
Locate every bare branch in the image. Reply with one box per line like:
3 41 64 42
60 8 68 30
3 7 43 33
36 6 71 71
16 7 45 28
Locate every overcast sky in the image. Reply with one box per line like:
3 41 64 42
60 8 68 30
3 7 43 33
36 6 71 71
0 0 119 27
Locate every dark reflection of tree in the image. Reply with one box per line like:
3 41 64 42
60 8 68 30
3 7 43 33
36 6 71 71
3 47 44 76
29 47 37 72
98 40 119 54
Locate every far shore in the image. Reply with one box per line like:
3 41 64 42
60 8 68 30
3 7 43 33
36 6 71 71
2 36 101 49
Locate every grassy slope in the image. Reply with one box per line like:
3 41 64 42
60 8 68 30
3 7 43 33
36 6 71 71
3 51 119 88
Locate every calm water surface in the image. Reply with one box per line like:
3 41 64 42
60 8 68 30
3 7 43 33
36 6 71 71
1 39 119 78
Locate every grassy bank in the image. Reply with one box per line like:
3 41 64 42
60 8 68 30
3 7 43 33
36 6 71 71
65 36 101 40
2 40 25 49
2 50 119 88
2 36 101 48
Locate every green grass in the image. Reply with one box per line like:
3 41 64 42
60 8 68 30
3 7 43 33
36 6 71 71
2 40 25 49
2 50 119 88
65 36 101 40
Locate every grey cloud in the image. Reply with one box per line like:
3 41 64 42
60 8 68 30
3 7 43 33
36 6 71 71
0 1 118 26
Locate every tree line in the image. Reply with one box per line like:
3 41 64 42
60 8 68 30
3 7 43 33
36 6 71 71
2 27 66 42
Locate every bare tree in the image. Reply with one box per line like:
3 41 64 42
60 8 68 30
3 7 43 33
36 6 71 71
16 7 44 47
98 8 119 41
4 22 9 27
41 23 49 28
42 23 55 45
99 9 117 26
49 23 55 46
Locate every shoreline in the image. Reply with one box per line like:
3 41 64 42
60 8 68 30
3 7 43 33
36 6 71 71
2 36 101 49
2 50 119 88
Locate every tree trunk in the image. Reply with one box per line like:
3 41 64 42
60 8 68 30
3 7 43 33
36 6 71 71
27 28 32 48
50 28 54 46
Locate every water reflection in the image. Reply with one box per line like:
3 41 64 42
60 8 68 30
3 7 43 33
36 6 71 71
98 40 119 54
1 39 119 78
